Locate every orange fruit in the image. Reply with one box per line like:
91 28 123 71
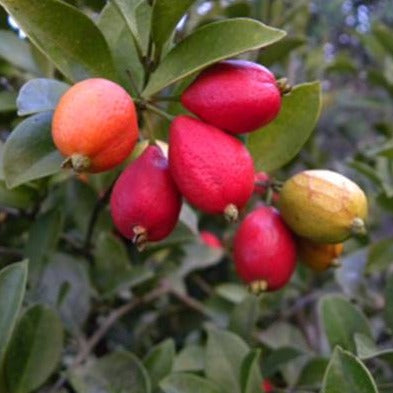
52 78 138 173
297 237 344 272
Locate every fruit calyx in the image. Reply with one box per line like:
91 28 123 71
351 217 367 236
224 203 239 222
249 280 268 294
133 225 148 251
277 77 292 95
62 153 91 173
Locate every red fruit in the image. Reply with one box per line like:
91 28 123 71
262 379 274 392
233 206 296 292
169 115 254 220
254 171 280 203
110 145 182 249
181 60 282 134
200 231 223 249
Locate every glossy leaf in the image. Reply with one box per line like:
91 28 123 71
70 351 151 393
24 209 63 286
0 261 28 365
17 78 69 116
319 295 372 353
240 350 263 393
297 357 329 388
0 0 117 82
229 295 259 343
33 253 90 332
261 347 304 378
205 328 249 393
151 0 196 58
247 82 321 172
321 347 378 393
373 23 393 57
160 373 221 393
355 333 393 361
4 305 63 393
0 30 40 74
92 232 153 296
144 339 175 390
3 111 63 188
0 181 37 209
97 2 144 93
366 237 393 274
173 345 205 373
143 18 286 97
258 35 306 66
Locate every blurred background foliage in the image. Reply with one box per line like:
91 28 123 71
1 1 393 393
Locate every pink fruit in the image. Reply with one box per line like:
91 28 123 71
169 115 254 220
110 145 182 249
200 231 223 249
181 60 282 134
233 206 296 292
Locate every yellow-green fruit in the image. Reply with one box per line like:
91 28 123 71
128 140 169 162
279 170 368 243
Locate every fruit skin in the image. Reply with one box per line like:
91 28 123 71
254 171 280 203
279 170 368 243
297 238 344 272
262 379 274 392
181 60 281 134
233 206 296 291
53 78 138 173
169 115 254 218
200 231 223 249
128 139 169 162
110 145 182 246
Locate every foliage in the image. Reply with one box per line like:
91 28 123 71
0 1 392 393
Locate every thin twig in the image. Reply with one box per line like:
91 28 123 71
49 283 170 393
145 103 174 121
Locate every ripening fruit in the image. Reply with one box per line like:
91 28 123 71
200 231 223 249
110 145 182 250
233 206 296 292
262 379 274 393
129 139 169 162
279 170 368 243
297 237 344 272
181 60 282 134
169 115 254 221
53 78 138 173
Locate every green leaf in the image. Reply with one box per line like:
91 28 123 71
144 339 175 390
319 295 372 353
0 0 117 82
70 351 151 393
205 328 249 393
17 78 69 116
385 274 393 333
151 0 196 58
0 91 17 113
33 253 91 332
258 35 306 66
143 18 286 97
160 373 221 393
373 23 393 57
0 181 37 209
173 345 205 373
247 82 321 172
240 350 263 393
97 2 144 94
297 357 329 388
355 333 393 362
0 261 28 365
366 237 393 274
0 30 40 74
261 347 304 378
3 111 63 188
92 232 153 296
24 209 63 286
321 347 378 393
229 295 259 343
215 283 249 304
4 305 64 393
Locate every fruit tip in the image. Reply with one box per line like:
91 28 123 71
331 258 342 268
224 203 239 222
132 225 148 251
351 217 367 236
62 153 91 173
277 77 292 95
249 280 268 295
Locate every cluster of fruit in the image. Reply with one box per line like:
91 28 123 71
51 60 368 293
